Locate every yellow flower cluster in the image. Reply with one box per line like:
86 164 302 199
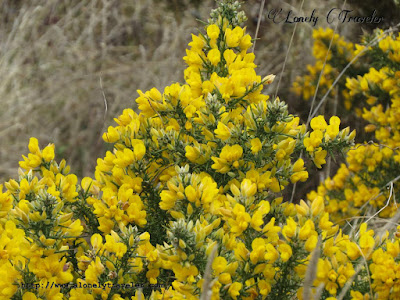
0 138 85 299
303 29 400 224
294 25 400 299
304 115 355 168
292 28 362 109
347 65 400 150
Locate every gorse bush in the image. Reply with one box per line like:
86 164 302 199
293 25 400 299
294 27 400 224
1 1 400 299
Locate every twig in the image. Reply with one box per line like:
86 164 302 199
364 181 395 224
356 174 400 215
97 75 109 146
326 85 339 178
99 76 108 123
274 0 305 100
313 283 325 300
284 0 306 204
303 237 321 300
200 243 218 300
252 0 265 53
306 0 347 129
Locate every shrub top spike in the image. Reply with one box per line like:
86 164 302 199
209 0 247 27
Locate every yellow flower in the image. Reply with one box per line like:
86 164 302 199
250 138 262 153
28 137 41 155
314 148 327 168
211 144 243 173
146 268 160 284
293 158 304 172
225 27 244 48
319 213 334 231
137 233 149 243
311 195 325 216
85 257 105 283
240 34 252 51
214 122 231 140
304 130 323 152
219 272 232 284
251 210 264 231
104 234 128 259
290 170 309 183
234 242 249 261
42 144 55 162
0 186 13 218
240 178 257 198
69 289 95 300
250 238 266 264
135 88 163 118
258 279 271 296
364 124 376 132
228 282 242 299
282 217 297 239
223 49 236 65
207 24 220 40
350 291 369 300
132 139 146 160
345 242 360 261
65 219 83 237
22 292 38 300
102 126 120 143
228 203 251 234
0 260 20 298
212 256 227 275
275 149 286 160
30 255 73 284
20 153 42 169
188 34 205 50
184 185 197 203
264 243 279 263
278 243 292 262
325 116 341 141
208 48 221 66
298 219 315 240
310 115 328 131
360 234 375 252
305 235 318 252
185 145 200 162
98 216 115 233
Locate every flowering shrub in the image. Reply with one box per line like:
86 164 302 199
293 26 400 299
294 27 400 224
2 1 400 299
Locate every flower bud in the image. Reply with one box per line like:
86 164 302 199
262 74 276 84
311 196 325 216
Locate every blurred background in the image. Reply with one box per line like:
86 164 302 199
1 0 399 185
